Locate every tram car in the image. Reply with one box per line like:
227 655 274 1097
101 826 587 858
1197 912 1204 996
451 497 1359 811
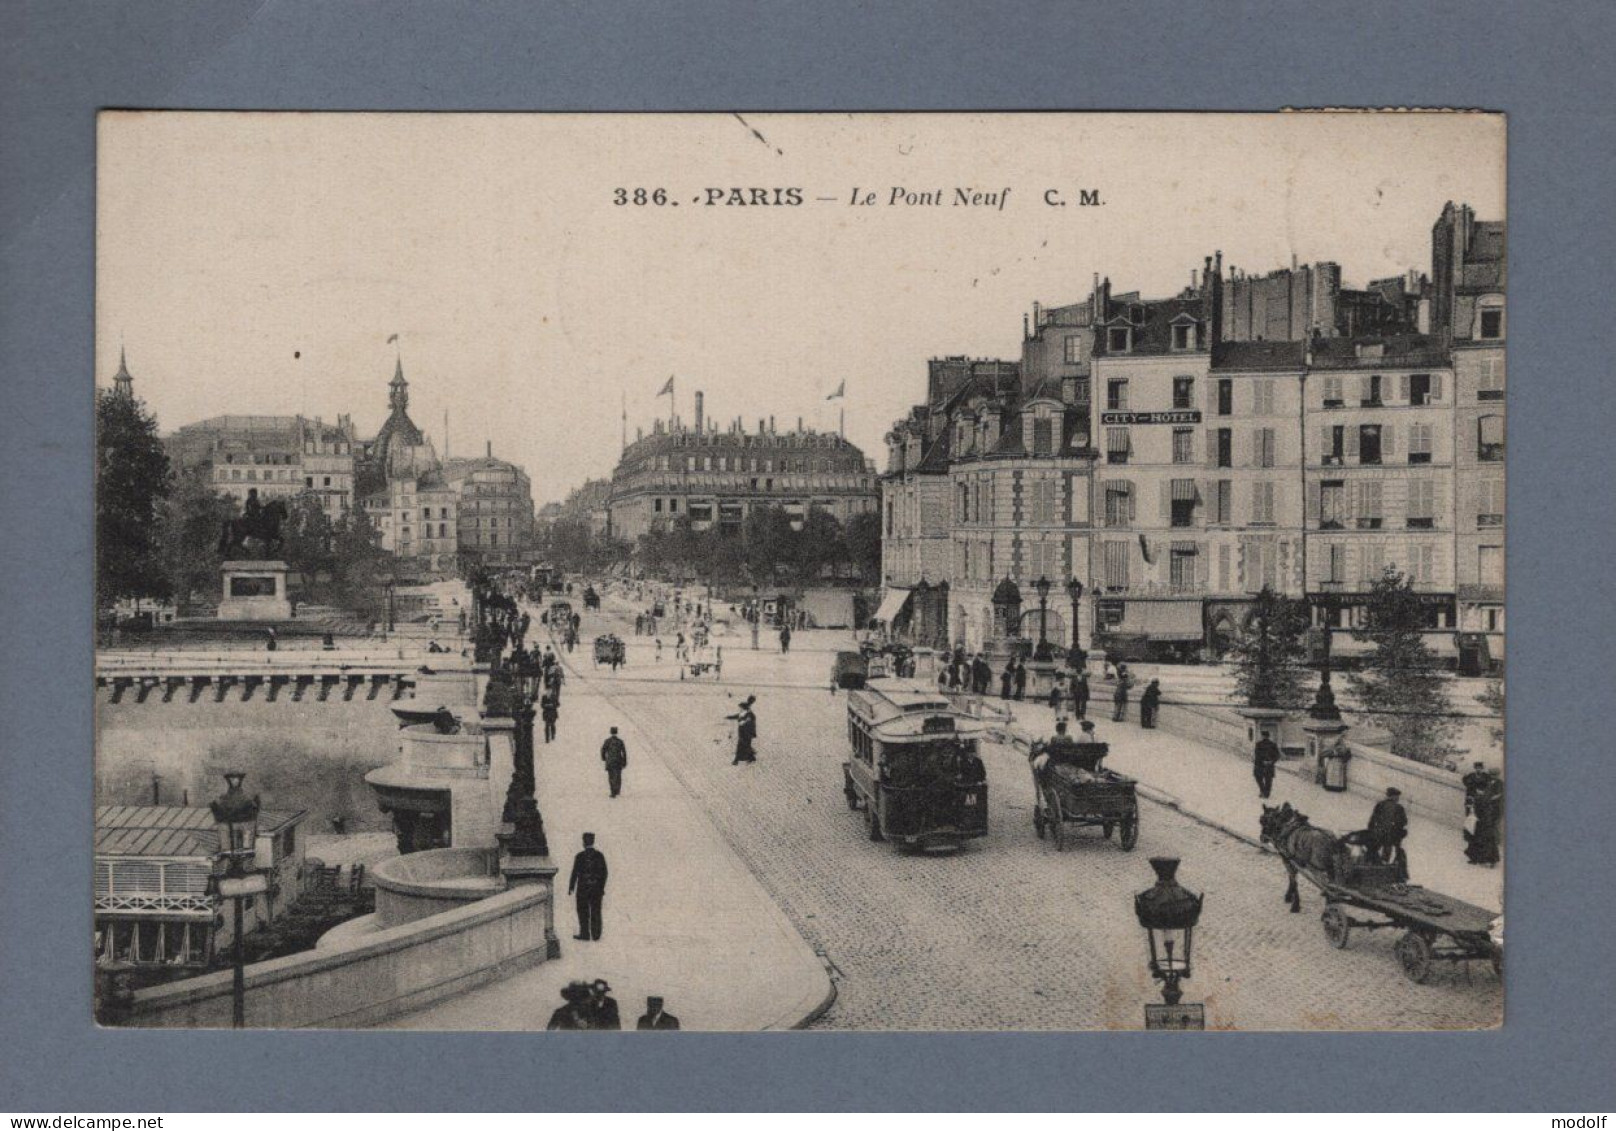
843 679 989 850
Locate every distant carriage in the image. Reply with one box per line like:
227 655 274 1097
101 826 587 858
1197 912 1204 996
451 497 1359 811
592 634 626 668
1028 738 1140 851
843 679 989 850
582 586 601 611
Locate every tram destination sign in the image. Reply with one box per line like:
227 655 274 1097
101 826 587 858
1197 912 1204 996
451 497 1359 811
1100 411 1202 425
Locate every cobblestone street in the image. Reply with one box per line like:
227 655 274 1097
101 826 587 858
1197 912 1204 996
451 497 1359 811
557 602 1502 1031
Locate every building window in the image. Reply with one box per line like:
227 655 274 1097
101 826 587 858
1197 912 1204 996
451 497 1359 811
1359 543 1385 583
1171 324 1194 351
1108 327 1131 353
1104 482 1133 528
1356 480 1384 529
1216 379 1233 416
1477 478 1505 527
1358 425 1382 466
1215 428 1232 469
1032 416 1054 455
1063 335 1083 364
1252 379 1276 416
1323 425 1345 466
1478 545 1504 586
1478 414 1505 461
1480 309 1503 339
1478 357 1504 401
1407 478 1436 528
1320 481 1345 530
1408 423 1433 464
1169 545 1198 592
1407 544 1435 586
1172 428 1194 464
1254 427 1276 468
1169 479 1198 528
670 499 678 512
1327 543 1347 584
1213 480 1232 525
1172 377 1195 409
1106 427 1131 464
653 498 663 513
1102 541 1130 589
1106 379 1129 411
1321 375 1344 408
1361 374 1383 407
1250 481 1276 525
1030 479 1058 524
1409 373 1433 406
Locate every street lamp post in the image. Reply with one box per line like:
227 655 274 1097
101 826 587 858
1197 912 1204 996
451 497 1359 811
1065 577 1085 666
210 770 265 1030
1134 856 1205 1027
1034 575 1053 662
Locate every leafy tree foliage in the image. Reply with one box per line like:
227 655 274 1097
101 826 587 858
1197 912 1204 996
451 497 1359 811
844 510 883 585
153 468 238 613
1475 679 1505 750
1347 566 1461 764
96 389 171 605
1228 585 1312 710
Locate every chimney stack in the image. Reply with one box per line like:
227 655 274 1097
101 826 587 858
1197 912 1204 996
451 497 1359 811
486 440 492 458
695 391 704 435
769 415 775 434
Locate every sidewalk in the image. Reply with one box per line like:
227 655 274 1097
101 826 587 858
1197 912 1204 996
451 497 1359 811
380 622 834 1032
986 694 1503 913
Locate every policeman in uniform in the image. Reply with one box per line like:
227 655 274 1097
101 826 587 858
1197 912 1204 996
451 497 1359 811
568 832 608 941
600 726 628 798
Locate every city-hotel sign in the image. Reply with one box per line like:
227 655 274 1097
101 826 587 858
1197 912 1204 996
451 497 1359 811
1100 411 1203 425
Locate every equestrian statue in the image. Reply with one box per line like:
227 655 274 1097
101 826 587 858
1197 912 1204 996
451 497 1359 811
218 488 289 559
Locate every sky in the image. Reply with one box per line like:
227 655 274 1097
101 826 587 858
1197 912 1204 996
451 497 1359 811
97 112 1504 505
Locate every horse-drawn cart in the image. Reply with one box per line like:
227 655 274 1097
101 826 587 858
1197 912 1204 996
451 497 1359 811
1260 802 1502 983
680 645 722 681
1028 738 1139 851
592 634 626 668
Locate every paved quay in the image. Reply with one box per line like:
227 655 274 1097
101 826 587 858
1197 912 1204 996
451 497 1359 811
380 617 833 1032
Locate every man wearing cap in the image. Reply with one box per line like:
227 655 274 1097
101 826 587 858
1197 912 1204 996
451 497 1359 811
568 832 609 941
600 726 628 798
1253 733 1282 799
726 696 758 764
588 979 622 1030
636 996 681 1030
1367 787 1409 874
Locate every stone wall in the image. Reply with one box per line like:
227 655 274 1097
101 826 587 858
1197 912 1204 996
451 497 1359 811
117 883 552 1029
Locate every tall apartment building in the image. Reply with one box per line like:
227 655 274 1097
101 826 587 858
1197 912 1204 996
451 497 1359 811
445 451 535 568
166 412 358 518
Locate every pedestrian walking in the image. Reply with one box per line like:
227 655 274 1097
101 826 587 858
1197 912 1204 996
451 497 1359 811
568 832 608 941
1072 671 1090 720
1013 658 1028 701
1367 788 1409 878
973 653 992 696
546 982 594 1030
541 693 559 743
779 624 792 654
1466 768 1503 867
1139 679 1161 728
999 661 1014 700
636 996 681 1030
727 695 759 764
1049 668 1067 714
1111 666 1132 722
1253 733 1281 799
601 726 628 798
588 979 622 1030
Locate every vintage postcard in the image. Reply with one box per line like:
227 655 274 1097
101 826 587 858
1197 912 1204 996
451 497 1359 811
93 111 1504 1031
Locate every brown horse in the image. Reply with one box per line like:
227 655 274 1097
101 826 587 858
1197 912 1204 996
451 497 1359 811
1259 803 1348 913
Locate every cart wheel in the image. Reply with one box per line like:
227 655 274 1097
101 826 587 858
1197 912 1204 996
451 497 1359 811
1045 788 1067 851
1322 905 1351 949
844 787 859 811
1119 816 1139 851
1033 805 1046 840
1395 930 1435 984
1102 822 1114 840
866 805 884 842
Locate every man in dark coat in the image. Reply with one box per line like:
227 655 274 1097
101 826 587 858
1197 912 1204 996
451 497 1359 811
999 662 1014 700
1013 658 1028 700
779 624 792 654
1367 788 1409 873
588 979 622 1030
547 981 594 1030
973 654 992 696
601 726 628 797
1072 671 1090 720
636 996 681 1030
727 696 759 764
1140 679 1162 728
1252 733 1281 799
568 832 608 941
1112 668 1132 722
540 693 559 743
1462 761 1490 818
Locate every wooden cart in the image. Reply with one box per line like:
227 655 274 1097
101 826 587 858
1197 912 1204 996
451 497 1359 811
1029 739 1139 851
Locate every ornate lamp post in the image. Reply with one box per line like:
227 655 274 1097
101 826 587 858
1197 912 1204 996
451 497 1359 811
1065 576 1085 666
210 770 264 1029
1134 856 1204 1019
1034 575 1053 662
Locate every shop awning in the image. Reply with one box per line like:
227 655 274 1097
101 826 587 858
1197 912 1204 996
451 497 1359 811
1116 599 1203 641
872 587 914 625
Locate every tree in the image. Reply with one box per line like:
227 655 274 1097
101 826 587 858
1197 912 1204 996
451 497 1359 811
1475 679 1505 751
329 506 388 608
797 506 847 584
96 388 171 606
153 468 237 613
279 496 337 594
845 510 883 585
743 505 798 585
1228 586 1312 710
1347 566 1461 765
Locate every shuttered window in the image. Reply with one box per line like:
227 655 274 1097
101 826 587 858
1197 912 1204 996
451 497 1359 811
1103 541 1130 589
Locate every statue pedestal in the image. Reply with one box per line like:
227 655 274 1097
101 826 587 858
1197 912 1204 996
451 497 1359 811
217 560 293 621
